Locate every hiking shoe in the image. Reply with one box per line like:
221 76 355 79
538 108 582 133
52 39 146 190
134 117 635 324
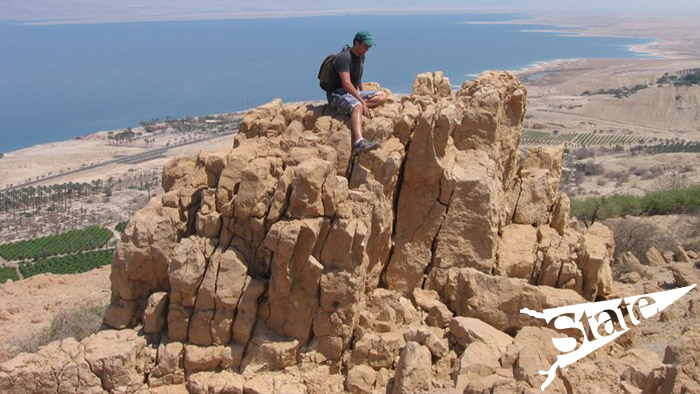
353 139 381 154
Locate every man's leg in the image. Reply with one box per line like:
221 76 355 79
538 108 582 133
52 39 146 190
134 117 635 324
350 90 386 142
350 104 363 143
365 91 387 109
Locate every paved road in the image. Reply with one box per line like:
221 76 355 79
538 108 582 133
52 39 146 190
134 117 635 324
1 129 238 193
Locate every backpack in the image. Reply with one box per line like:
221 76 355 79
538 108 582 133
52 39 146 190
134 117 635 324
318 45 350 92
318 54 336 92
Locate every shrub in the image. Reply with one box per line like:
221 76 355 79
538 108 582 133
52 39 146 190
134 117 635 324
575 161 605 176
14 303 107 354
604 218 672 264
571 185 700 223
115 221 128 233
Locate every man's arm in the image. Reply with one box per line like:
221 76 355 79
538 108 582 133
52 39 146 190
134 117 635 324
340 71 371 118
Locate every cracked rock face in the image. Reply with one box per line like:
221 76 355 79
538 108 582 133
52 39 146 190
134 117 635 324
1 71 632 393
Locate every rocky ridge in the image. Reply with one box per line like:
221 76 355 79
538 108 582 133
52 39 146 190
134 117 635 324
1 71 697 393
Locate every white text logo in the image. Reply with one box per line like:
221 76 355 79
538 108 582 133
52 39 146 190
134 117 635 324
521 284 696 390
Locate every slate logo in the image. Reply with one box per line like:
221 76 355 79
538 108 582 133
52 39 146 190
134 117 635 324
521 284 696 391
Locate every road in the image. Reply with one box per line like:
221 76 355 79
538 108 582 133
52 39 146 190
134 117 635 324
1 129 238 193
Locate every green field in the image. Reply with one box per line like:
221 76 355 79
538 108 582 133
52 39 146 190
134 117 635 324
0 266 19 283
0 226 113 261
19 249 114 279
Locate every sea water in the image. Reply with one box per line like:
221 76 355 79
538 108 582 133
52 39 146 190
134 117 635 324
0 13 651 153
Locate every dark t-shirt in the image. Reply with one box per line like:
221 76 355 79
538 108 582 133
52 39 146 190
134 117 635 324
327 48 364 96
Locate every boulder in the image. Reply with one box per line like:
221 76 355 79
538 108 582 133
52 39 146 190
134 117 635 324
579 223 615 300
412 288 453 328
240 322 299 373
428 267 585 333
412 71 452 97
402 325 448 358
0 337 103 394
646 246 668 267
449 317 512 351
674 246 691 263
350 331 406 370
149 338 185 387
670 262 700 287
144 292 169 334
391 342 432 394
495 224 538 279
345 365 377 394
188 371 244 394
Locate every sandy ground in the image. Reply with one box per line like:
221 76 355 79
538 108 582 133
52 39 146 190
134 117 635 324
0 266 112 362
0 130 234 190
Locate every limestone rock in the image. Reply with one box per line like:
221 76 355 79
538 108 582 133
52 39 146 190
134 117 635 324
495 224 538 279
188 371 244 394
244 372 308 394
183 343 243 374
428 267 585 333
412 71 452 97
522 146 563 192
620 271 642 284
449 317 512 351
163 156 197 192
346 365 377 394
144 292 169 334
359 289 421 335
579 222 615 300
83 330 151 393
0 337 103 394
510 327 567 392
402 325 448 358
350 331 405 370
455 71 526 191
550 194 570 235
391 342 432 394
412 288 453 328
646 246 668 267
513 168 555 225
674 246 690 263
618 348 662 390
240 322 299 373
670 262 700 287
149 338 185 387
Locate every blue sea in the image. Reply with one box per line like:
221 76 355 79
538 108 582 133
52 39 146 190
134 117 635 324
0 14 651 153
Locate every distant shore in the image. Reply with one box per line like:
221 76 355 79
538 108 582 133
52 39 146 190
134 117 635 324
1 11 698 160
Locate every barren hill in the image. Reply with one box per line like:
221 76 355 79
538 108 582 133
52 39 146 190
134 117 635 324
1 71 698 394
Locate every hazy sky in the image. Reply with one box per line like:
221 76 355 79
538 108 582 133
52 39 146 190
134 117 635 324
2 0 699 21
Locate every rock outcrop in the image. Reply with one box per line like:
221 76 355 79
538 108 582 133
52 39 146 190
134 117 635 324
6 71 667 394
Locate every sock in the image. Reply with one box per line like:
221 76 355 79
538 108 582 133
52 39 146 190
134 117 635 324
354 138 365 146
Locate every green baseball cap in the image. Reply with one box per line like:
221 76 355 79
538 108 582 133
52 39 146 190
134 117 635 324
354 30 375 46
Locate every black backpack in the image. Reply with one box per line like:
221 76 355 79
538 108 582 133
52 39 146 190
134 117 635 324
318 45 350 92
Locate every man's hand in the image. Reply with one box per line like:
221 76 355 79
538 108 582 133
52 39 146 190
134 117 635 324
361 100 372 118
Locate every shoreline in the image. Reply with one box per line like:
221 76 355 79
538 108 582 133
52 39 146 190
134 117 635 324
2 13 698 155
8 9 517 26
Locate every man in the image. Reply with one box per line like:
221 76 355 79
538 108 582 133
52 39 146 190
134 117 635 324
326 30 388 154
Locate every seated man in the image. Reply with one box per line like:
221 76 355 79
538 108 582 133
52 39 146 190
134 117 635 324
326 30 388 154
